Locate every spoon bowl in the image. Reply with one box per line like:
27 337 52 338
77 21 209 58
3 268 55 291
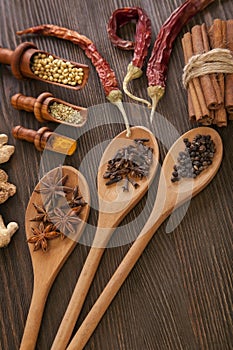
96 126 159 227
20 166 90 350
51 126 160 350
147 126 223 223
65 126 223 350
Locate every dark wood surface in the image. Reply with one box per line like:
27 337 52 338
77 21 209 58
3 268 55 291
0 0 233 349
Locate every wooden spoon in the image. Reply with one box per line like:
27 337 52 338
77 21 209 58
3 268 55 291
51 126 159 350
19 166 90 350
65 126 223 350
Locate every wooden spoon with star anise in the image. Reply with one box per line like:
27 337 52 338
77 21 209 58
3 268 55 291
20 166 90 350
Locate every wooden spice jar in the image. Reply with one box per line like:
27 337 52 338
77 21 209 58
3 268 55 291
0 42 89 90
11 92 88 127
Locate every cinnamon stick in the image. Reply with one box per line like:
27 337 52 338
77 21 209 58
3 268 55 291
209 19 227 126
188 90 196 121
201 24 223 107
182 32 210 123
225 20 233 117
182 33 195 121
191 24 222 110
182 34 199 121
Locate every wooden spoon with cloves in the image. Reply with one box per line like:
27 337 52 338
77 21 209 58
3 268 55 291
51 126 160 350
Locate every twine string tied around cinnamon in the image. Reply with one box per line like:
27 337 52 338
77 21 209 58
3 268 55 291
183 48 233 88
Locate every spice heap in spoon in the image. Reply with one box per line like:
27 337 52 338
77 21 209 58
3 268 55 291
28 168 87 252
171 134 216 182
103 138 153 191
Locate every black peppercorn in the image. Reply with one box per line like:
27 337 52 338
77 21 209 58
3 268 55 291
171 134 216 183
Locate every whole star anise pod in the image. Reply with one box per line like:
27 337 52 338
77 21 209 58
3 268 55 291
30 203 53 223
49 207 82 239
35 166 73 206
27 222 60 252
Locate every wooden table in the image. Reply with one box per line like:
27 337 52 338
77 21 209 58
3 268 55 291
0 1 232 349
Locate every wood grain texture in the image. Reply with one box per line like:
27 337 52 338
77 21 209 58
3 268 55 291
0 0 232 349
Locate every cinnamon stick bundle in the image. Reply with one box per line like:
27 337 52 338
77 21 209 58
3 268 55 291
182 19 233 126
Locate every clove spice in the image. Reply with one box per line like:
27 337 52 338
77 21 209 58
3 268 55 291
103 139 153 190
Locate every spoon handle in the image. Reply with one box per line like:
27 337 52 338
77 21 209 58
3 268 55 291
19 280 49 350
51 226 115 350
66 209 169 350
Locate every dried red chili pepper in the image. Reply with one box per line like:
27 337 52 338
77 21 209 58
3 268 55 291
108 7 152 107
16 24 131 136
147 0 216 122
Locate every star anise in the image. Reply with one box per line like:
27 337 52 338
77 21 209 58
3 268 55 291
35 166 73 206
27 222 60 252
68 186 87 209
49 207 82 239
30 203 53 223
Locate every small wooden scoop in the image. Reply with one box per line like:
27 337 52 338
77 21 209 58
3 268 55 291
0 42 89 89
19 166 90 350
11 92 88 128
51 126 159 350
66 126 223 350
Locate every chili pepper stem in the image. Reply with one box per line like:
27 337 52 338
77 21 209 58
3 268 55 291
107 89 131 137
123 63 152 108
147 85 165 123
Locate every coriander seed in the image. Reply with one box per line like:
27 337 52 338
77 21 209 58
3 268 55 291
49 102 84 125
31 53 85 86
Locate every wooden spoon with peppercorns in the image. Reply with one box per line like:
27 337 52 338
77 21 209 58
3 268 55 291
65 126 223 350
20 166 90 350
51 126 159 350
